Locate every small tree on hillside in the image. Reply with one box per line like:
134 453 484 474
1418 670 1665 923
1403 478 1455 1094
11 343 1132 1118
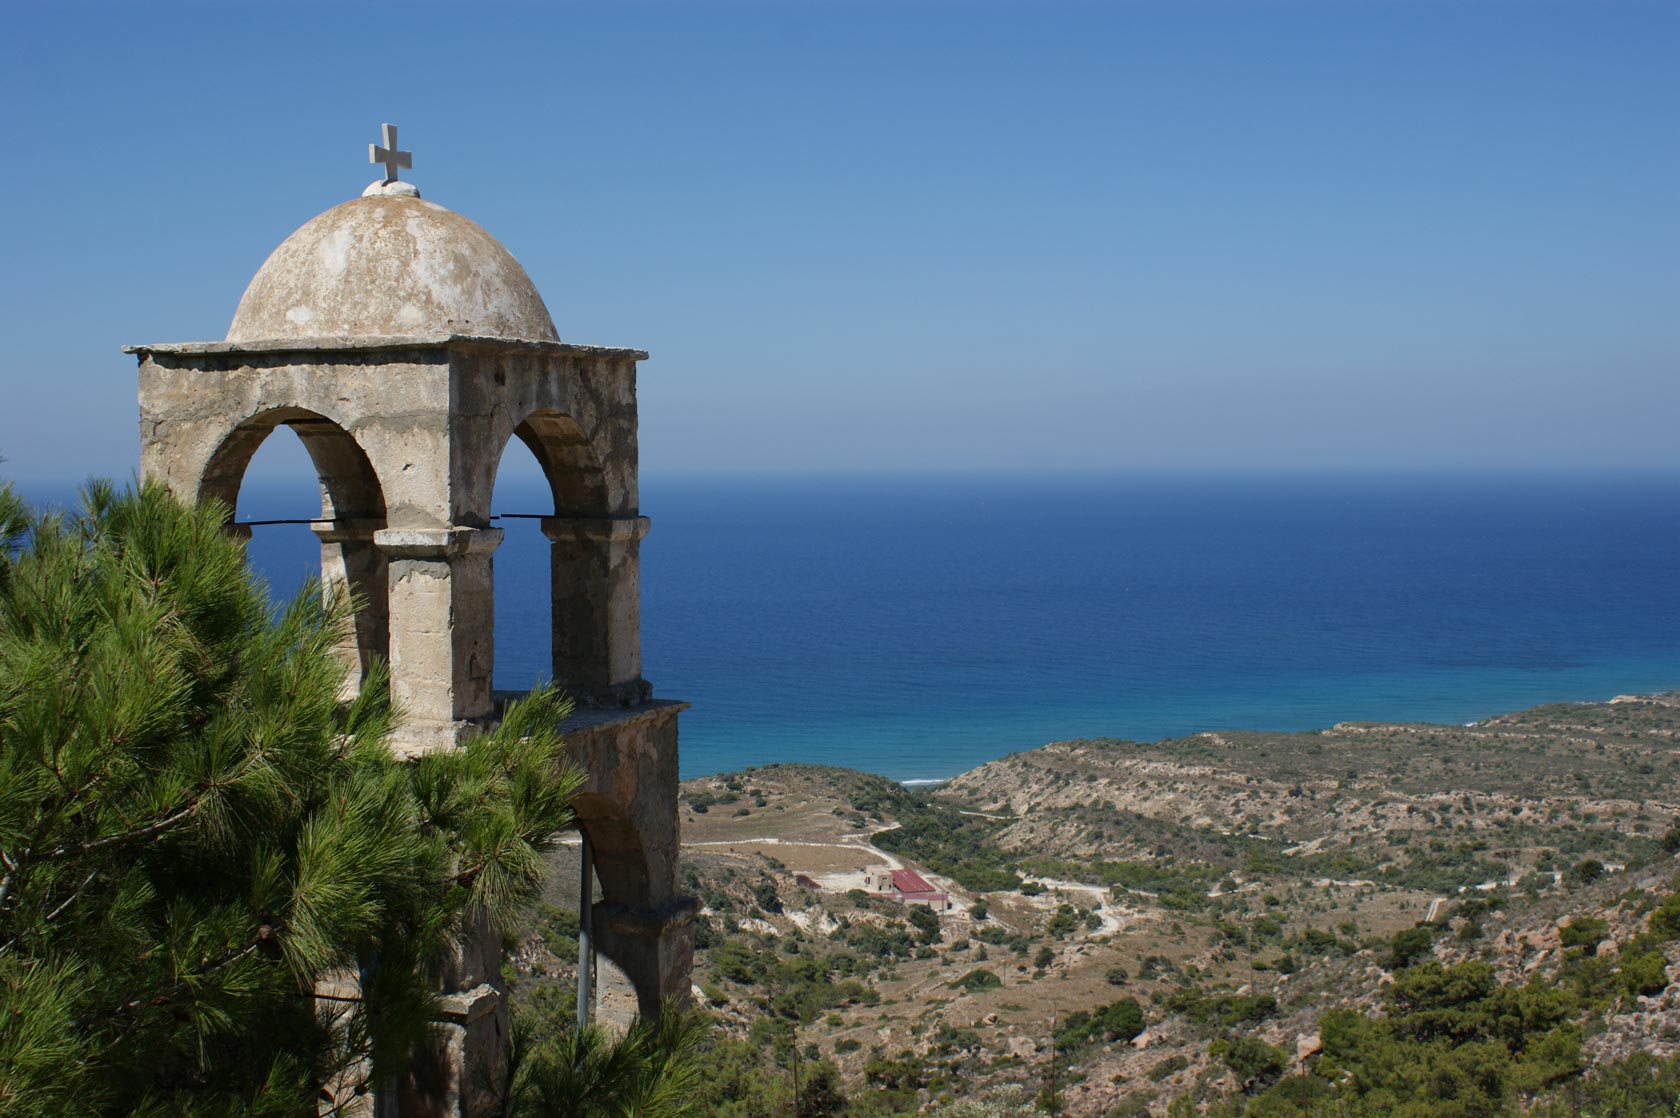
907 902 942 944
0 480 581 1115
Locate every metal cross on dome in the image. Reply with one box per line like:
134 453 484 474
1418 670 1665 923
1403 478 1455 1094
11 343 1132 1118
369 122 412 183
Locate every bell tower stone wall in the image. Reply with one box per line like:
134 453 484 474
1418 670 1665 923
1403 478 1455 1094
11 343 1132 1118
132 333 693 1117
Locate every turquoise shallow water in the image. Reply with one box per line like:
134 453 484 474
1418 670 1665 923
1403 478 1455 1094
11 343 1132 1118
181 473 1680 781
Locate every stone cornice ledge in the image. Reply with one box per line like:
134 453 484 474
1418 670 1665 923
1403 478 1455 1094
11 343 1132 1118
122 334 649 361
540 515 652 544
374 527 503 559
558 699 691 735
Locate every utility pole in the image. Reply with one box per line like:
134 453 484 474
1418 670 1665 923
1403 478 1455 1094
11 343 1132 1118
790 1024 802 1118
1248 916 1257 990
1044 1011 1062 1118
577 830 594 1026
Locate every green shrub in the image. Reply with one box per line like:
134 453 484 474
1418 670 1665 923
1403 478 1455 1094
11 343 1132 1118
1215 1036 1288 1088
1386 924 1437 969
1161 989 1278 1028
1560 916 1609 950
951 968 1003 992
1147 1055 1189 1082
710 940 763 984
1622 951 1670 997
1650 893 1680 939
1570 858 1606 885
1055 998 1145 1055
752 879 783 914
1254 966 1585 1118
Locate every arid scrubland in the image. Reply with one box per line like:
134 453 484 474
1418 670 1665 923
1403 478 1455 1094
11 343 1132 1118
512 695 1680 1116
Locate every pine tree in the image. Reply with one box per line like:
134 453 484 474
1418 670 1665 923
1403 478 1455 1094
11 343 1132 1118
501 1005 709 1118
0 480 581 1115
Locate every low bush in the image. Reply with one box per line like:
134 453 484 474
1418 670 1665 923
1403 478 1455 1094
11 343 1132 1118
951 968 1003 992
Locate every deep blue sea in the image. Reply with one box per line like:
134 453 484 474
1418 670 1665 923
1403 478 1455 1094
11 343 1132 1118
39 474 1680 782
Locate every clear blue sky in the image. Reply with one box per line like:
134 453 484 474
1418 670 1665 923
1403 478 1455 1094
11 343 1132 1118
3 1 1676 488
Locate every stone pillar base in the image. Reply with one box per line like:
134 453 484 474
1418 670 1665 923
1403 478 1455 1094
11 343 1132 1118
569 677 655 710
388 718 486 759
594 897 699 1018
392 984 508 1118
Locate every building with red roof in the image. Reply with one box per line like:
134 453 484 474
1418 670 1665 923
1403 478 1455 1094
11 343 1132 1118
865 866 952 911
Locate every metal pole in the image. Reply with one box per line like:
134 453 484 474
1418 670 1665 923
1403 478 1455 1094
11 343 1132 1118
577 829 594 1025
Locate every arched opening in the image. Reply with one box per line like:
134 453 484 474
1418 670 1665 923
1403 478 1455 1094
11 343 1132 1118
489 411 670 1021
228 429 319 600
202 408 389 687
568 792 655 1023
569 792 650 903
490 410 644 709
512 412 609 518
489 433 553 695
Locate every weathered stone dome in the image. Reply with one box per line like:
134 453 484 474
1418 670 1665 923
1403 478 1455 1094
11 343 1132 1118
227 187 559 342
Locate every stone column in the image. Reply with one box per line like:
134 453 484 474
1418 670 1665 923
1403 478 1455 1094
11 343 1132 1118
374 527 502 755
565 705 694 1018
312 518 389 695
392 915 509 1118
540 516 651 709
315 929 509 1118
593 899 696 1019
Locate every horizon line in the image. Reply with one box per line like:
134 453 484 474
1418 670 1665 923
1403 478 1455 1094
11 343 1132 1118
11 463 1680 494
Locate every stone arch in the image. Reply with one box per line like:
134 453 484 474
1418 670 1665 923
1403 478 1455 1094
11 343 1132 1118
200 407 390 684
200 406 387 522
509 410 611 518
491 409 647 709
569 789 681 1019
571 791 651 904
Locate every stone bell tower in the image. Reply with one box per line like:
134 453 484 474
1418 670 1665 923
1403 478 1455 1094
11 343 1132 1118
127 127 692 1115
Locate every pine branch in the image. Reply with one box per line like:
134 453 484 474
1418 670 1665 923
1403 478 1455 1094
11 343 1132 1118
0 867 103 958
80 931 268 1032
43 801 199 861
303 990 366 1005
318 1093 369 1118
0 848 18 911
43 869 99 925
